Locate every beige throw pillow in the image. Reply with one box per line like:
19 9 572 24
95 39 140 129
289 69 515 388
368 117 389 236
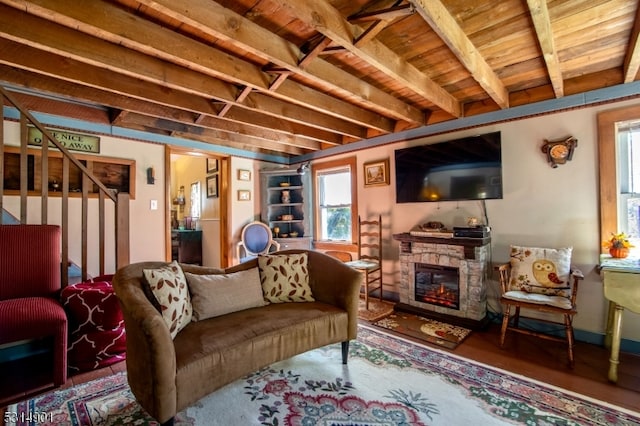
508 245 572 297
258 253 314 303
143 261 192 339
185 267 267 321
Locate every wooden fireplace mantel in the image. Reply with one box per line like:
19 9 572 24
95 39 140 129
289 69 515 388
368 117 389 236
392 232 491 260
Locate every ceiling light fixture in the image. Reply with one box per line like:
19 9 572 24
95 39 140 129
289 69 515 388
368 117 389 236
297 162 310 175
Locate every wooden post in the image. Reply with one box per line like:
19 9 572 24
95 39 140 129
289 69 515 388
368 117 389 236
116 192 130 269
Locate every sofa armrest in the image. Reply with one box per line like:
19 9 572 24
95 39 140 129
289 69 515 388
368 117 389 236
112 261 178 424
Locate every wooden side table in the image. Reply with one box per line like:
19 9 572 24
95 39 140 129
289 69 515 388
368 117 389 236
171 230 202 265
599 254 640 382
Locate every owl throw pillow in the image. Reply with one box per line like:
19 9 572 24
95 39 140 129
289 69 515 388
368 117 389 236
508 245 572 297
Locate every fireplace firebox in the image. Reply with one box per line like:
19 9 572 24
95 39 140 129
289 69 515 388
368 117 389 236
415 263 459 309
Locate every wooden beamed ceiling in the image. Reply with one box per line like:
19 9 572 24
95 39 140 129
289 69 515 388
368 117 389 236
0 0 639 159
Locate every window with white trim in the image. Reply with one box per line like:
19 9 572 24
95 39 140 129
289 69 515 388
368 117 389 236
313 157 357 243
617 122 640 245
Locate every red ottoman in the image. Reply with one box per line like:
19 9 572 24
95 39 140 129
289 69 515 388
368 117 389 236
61 280 126 373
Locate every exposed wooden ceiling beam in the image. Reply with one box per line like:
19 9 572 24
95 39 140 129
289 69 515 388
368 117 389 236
349 1 413 46
134 0 424 126
410 0 509 109
0 5 370 139
526 0 564 97
0 53 330 151
0 0 394 134
267 0 461 118
120 113 309 155
623 4 640 83
348 3 414 24
218 86 253 118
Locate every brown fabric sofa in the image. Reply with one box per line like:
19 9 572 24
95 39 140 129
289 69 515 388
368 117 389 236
112 249 362 425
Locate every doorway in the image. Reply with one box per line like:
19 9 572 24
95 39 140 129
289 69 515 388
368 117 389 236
165 146 229 268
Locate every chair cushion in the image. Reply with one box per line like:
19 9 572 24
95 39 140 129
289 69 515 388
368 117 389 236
185 267 267 321
345 259 380 270
259 253 314 303
243 223 271 254
143 261 192 339
0 297 67 344
503 290 572 310
508 246 572 297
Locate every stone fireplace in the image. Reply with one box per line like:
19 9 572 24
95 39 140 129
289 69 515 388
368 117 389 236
392 232 491 328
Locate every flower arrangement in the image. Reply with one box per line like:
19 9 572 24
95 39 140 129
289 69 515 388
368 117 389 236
602 232 634 249
603 232 634 258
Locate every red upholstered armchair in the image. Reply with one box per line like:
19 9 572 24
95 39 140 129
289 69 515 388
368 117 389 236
0 225 68 386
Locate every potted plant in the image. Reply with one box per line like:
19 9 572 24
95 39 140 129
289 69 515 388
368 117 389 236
603 232 634 258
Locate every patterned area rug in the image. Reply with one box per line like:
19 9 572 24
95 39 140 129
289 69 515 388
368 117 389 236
7 325 640 425
372 311 472 349
357 297 395 322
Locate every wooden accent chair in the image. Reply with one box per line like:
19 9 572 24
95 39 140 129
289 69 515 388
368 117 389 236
0 225 68 385
325 250 353 262
346 215 383 310
495 245 584 367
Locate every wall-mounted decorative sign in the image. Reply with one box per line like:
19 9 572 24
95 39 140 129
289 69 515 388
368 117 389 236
27 126 100 153
363 158 390 187
541 136 578 168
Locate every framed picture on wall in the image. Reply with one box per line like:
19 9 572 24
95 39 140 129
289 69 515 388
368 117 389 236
238 169 251 181
206 158 218 174
206 175 218 198
363 158 390 187
238 189 251 201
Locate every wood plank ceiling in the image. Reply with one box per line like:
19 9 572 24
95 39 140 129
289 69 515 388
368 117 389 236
0 0 639 160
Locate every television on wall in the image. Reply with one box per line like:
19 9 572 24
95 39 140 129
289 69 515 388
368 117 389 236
394 131 503 203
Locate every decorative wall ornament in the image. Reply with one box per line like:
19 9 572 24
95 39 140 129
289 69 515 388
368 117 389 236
541 136 578 168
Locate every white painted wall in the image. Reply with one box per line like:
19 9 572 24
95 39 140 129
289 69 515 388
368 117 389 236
228 156 267 264
349 98 640 342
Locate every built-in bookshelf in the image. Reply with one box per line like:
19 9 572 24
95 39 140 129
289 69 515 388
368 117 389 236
260 167 312 250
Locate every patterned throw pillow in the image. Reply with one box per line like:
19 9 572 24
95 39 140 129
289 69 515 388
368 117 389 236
143 261 192 339
258 253 314 303
185 267 267 321
508 246 572 297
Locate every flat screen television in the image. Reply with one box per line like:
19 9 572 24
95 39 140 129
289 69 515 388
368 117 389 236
395 131 503 203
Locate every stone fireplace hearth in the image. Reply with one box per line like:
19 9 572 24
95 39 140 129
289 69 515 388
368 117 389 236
392 232 491 329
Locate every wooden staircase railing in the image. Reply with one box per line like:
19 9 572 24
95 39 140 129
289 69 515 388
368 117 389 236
0 86 130 286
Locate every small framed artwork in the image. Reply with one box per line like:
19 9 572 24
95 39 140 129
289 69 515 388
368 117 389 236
238 189 251 201
363 158 390 187
238 169 251 181
206 175 218 198
206 158 218 174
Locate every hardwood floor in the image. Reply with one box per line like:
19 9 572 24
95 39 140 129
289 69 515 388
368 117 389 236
1 322 639 415
394 321 640 413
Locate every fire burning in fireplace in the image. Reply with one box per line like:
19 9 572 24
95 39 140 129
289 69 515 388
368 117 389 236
414 263 460 309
